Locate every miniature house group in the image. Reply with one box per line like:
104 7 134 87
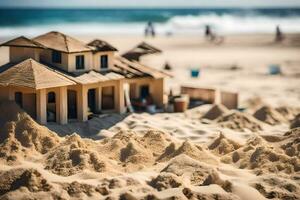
0 31 167 124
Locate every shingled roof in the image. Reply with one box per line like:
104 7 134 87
113 56 169 79
88 39 118 52
33 31 92 53
122 42 162 61
0 58 75 89
0 36 45 49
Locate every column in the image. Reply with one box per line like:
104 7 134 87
36 89 47 124
59 86 68 124
96 87 102 111
77 86 88 122
8 87 14 101
117 80 125 113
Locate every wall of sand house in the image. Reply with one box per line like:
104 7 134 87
0 85 69 125
68 51 93 72
9 47 41 63
126 77 165 107
67 79 126 122
39 49 69 71
92 51 115 71
0 80 126 125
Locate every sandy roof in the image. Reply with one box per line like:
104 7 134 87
122 42 162 61
88 39 118 52
0 58 75 89
135 42 162 53
113 56 145 78
0 36 45 49
70 71 124 84
33 31 92 53
114 56 169 79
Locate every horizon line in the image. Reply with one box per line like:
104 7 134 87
1 6 300 9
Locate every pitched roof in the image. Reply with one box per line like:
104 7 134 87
63 70 124 85
88 39 118 52
33 31 92 53
0 36 45 49
122 42 162 61
0 58 75 89
134 42 162 53
114 56 169 79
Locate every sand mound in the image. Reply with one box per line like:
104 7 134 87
0 101 60 155
280 128 300 157
251 175 300 199
120 140 154 166
45 134 108 176
202 104 229 120
0 134 28 163
61 181 104 198
162 155 231 191
158 140 218 165
217 111 263 132
290 113 300 129
253 106 288 125
221 136 300 175
149 172 183 191
208 133 241 155
0 168 52 196
182 188 241 200
276 106 300 121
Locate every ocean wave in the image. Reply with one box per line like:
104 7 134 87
0 13 300 37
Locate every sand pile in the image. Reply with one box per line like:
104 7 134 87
120 140 154 167
290 113 300 129
276 106 300 121
158 140 218 165
45 134 109 176
0 101 60 164
208 133 241 155
221 136 300 175
161 155 231 191
182 188 241 200
0 168 52 195
148 172 183 191
253 106 288 125
202 104 229 120
216 111 263 132
279 128 300 157
251 175 300 199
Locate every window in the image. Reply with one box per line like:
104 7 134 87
15 92 23 108
52 50 62 64
76 55 85 70
100 55 108 69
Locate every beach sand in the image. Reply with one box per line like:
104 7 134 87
0 34 300 199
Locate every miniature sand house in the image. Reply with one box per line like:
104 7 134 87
0 31 167 124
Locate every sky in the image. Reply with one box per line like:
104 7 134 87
1 0 300 8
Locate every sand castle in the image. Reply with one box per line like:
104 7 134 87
0 32 168 125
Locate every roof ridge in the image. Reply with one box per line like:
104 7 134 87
62 33 70 52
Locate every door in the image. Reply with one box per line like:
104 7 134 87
67 90 77 119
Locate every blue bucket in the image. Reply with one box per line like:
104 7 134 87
190 69 200 78
269 65 281 75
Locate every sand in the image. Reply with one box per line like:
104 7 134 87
0 33 300 199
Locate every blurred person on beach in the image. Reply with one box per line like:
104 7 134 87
275 25 284 42
205 25 212 40
145 21 156 37
205 25 224 44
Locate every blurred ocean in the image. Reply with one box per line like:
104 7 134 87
0 8 300 37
